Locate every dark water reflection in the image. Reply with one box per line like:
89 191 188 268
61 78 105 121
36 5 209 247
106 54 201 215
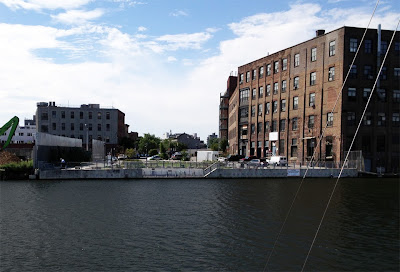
0 178 398 271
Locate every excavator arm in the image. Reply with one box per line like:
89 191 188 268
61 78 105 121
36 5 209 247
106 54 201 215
0 116 19 150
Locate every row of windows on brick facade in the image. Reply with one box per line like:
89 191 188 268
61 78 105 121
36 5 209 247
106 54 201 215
40 123 112 132
239 40 400 84
347 66 399 79
40 111 111 121
347 88 400 102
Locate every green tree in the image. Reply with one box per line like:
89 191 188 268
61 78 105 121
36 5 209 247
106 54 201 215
219 138 228 153
159 142 168 159
209 138 220 151
125 148 136 159
138 134 161 155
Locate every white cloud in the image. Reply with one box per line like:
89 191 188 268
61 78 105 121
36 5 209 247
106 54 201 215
137 26 147 32
51 9 105 25
170 10 188 17
0 0 91 11
167 56 177 62
155 32 212 51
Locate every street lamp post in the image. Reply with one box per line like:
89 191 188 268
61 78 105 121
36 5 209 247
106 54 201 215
84 124 89 151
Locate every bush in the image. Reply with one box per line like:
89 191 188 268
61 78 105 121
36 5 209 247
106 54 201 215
149 149 158 156
0 160 33 172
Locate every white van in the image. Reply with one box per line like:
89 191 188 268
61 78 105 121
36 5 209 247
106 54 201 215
267 156 287 166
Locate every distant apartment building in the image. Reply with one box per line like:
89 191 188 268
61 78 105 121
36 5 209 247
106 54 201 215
0 117 36 144
35 102 127 147
165 132 206 149
224 26 399 173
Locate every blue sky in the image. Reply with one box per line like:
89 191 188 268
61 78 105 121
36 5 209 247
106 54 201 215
0 0 399 140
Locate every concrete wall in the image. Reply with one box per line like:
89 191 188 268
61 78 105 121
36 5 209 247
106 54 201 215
40 168 143 179
35 133 82 147
206 168 358 178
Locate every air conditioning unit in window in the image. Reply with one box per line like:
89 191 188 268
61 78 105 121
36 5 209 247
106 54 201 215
294 86 298 90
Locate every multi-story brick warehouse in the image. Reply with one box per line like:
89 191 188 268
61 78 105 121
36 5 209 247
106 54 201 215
224 26 399 173
36 102 127 149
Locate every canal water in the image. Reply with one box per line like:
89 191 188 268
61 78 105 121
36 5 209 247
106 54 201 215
0 178 398 271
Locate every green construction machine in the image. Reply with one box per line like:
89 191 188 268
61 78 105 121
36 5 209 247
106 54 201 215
0 116 19 150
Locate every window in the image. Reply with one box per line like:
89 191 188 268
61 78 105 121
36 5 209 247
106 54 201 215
349 65 357 78
52 111 56 118
291 138 298 157
350 38 358 52
240 73 244 84
281 80 287 93
240 125 248 136
265 102 270 114
393 90 400 102
266 85 271 96
106 112 110 120
376 135 385 152
395 42 400 53
364 65 373 80
329 41 336 56
363 88 371 100
240 89 249 103
259 66 264 77
41 112 48 121
274 61 279 73
273 101 278 113
292 117 298 130
71 111 75 119
89 112 92 119
79 111 83 119
380 67 387 80
377 113 386 126
240 107 249 118
381 41 388 54
282 58 287 70
311 47 317 61
71 123 75 131
80 123 84 131
293 96 299 110
252 88 257 99
267 64 271 76
97 124 102 131
273 82 279 94
294 54 299 67
258 104 263 116
252 69 257 80
294 76 299 89
328 67 335 81
246 71 250 82
365 39 372 53
394 68 400 77
97 112 102 119
89 124 92 131
41 125 48 132
347 112 356 126
279 139 285 155
393 113 400 126
251 124 255 134
308 115 315 128
259 86 264 98
310 72 316 85
251 105 256 117
61 111 65 118
52 123 56 130
265 121 270 132
281 99 286 112
309 93 315 107
348 88 356 101
327 112 333 126
61 123 65 130
271 120 277 132
377 89 386 102
363 112 372 126
106 124 111 131
362 136 371 153
257 122 262 134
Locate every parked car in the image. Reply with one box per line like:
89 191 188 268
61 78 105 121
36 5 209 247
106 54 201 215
218 157 226 162
117 154 127 160
266 156 287 166
147 155 161 161
227 154 245 161
248 159 263 167
171 152 182 160
240 155 258 162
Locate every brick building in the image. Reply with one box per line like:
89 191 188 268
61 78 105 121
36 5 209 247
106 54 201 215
224 26 399 173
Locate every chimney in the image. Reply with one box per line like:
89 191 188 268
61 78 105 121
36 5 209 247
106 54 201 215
316 30 325 37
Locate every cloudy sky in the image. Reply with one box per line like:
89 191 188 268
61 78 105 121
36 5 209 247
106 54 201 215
0 0 399 140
